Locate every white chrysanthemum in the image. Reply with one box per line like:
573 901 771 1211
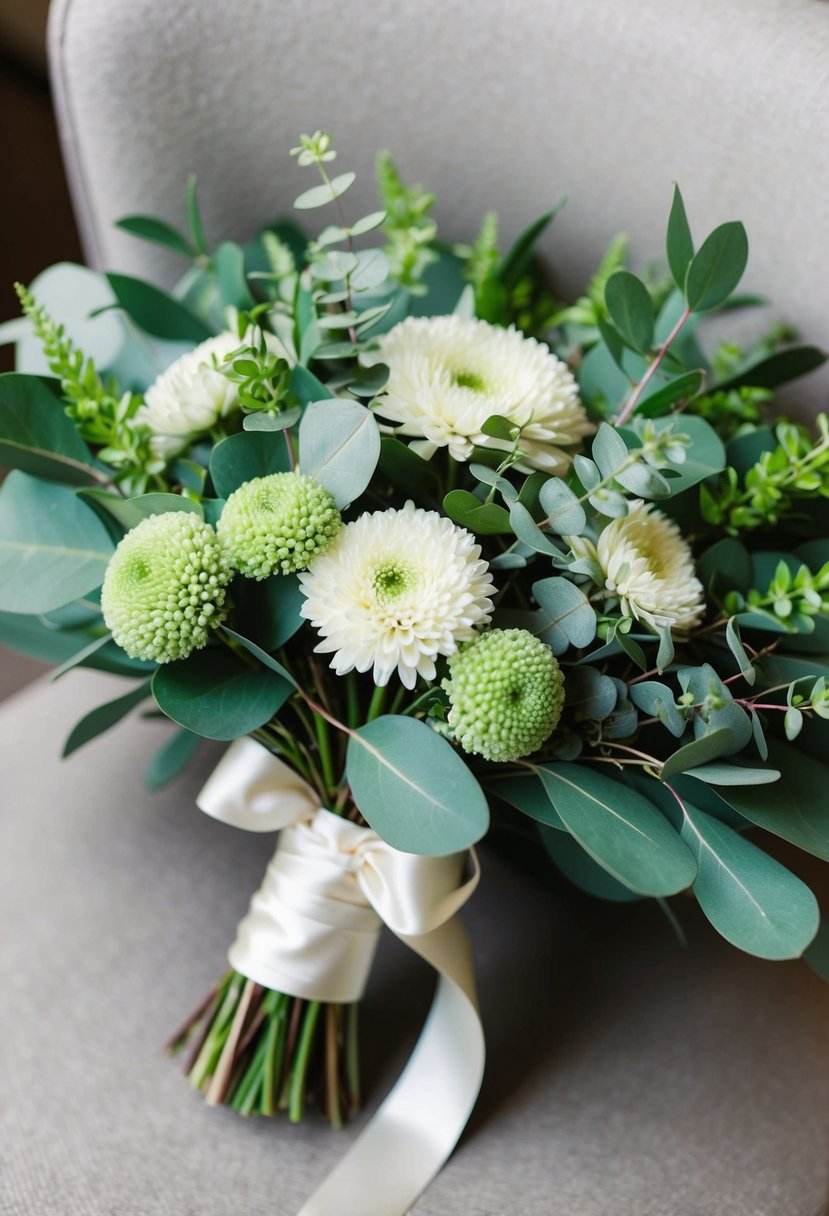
298 501 496 688
369 315 593 473
581 501 705 632
136 330 284 460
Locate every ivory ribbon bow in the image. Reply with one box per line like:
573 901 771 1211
197 736 485 1216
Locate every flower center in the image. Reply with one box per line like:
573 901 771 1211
452 369 487 393
371 560 417 604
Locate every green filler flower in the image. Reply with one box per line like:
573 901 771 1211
443 628 565 762
218 472 341 579
102 513 232 663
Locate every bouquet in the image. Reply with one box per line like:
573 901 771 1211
3 130 829 1213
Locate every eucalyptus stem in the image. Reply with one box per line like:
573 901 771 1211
614 306 691 427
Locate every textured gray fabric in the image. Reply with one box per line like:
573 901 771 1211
2 670 829 1215
48 0 829 410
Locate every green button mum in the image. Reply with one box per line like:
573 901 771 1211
101 512 233 663
218 471 342 579
443 628 565 763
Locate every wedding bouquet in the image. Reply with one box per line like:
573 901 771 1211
3 130 829 1213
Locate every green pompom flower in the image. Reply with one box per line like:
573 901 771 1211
218 472 342 579
101 512 232 663
443 628 565 762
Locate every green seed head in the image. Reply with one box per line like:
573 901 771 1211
218 471 342 579
442 628 565 762
101 512 233 663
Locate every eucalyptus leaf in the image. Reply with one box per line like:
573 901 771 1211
290 364 331 405
538 763 696 896
219 625 295 685
298 398 380 508
541 826 643 902
294 173 356 210
214 241 255 310
629 680 686 737
682 763 781 786
209 431 291 499
443 490 512 534
79 490 202 534
679 803 818 959
508 502 562 555
532 577 597 655
537 478 587 535
604 271 654 354
715 744 829 861
116 215 195 259
715 344 827 393
684 222 748 313
0 374 99 485
152 648 293 739
591 422 629 479
637 370 705 419
0 472 114 613
665 184 694 291
106 273 212 341
144 727 201 790
346 715 489 855
659 728 737 779
495 774 566 829
233 573 305 651
63 680 152 757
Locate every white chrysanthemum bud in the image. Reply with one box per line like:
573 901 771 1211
218 472 342 579
368 315 593 473
298 501 497 688
101 513 233 663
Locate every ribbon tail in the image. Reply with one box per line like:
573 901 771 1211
297 916 484 1216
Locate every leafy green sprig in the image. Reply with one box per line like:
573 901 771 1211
723 558 829 633
701 415 829 534
376 150 438 294
14 283 163 493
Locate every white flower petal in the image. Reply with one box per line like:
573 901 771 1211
369 315 593 473
299 502 496 687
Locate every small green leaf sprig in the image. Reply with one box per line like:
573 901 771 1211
14 283 163 493
290 132 394 362
701 415 829 534
724 558 829 633
376 150 438 295
217 313 293 425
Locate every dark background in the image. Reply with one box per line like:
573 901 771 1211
0 2 82 696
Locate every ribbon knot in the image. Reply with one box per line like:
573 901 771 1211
197 736 485 1216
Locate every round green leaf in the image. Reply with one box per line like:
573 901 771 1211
679 803 818 959
346 715 489 855
0 472 114 613
605 270 654 354
152 648 293 740
538 763 697 896
684 221 748 313
0 373 98 485
298 398 380 508
209 431 291 499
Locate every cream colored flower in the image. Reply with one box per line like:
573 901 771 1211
298 501 496 688
584 501 705 632
369 315 592 472
137 330 284 460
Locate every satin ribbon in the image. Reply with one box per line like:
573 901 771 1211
197 736 485 1216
